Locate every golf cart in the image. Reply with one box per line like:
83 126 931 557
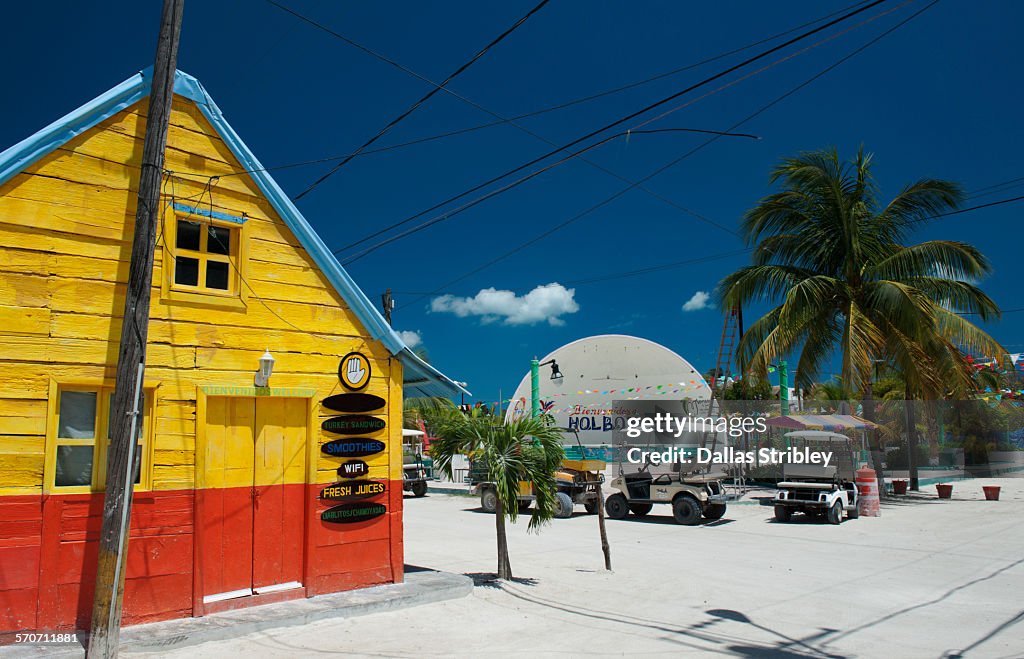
552 427 606 518
774 430 860 524
402 428 429 498
470 427 606 517
605 452 728 525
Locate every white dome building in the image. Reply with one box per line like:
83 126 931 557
505 335 711 446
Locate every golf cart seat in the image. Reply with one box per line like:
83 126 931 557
782 463 838 481
623 471 654 499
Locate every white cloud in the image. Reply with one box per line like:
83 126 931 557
682 290 712 312
396 330 422 348
431 283 580 326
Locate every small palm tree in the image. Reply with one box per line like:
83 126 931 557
430 413 564 580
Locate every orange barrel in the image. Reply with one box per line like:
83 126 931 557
856 465 881 517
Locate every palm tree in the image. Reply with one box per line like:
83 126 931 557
430 413 565 580
720 148 1005 480
808 378 854 413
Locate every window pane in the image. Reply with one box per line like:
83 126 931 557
207 225 231 255
108 392 145 440
206 261 230 291
58 391 97 439
55 445 93 487
176 220 201 251
133 445 142 485
175 256 199 286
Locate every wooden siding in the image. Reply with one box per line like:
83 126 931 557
0 90 406 631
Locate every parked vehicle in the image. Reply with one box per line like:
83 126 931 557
471 427 606 517
402 428 429 497
774 431 861 524
604 453 728 525
551 428 606 518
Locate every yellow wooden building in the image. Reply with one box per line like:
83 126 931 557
0 68 466 633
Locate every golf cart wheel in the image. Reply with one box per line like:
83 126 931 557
629 503 653 517
605 493 629 520
703 503 727 520
518 500 532 513
480 488 497 513
848 505 859 520
554 492 574 519
827 501 843 525
410 481 428 498
583 499 599 514
672 496 703 526
774 505 791 523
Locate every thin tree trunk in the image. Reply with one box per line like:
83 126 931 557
907 396 919 490
863 383 886 497
597 488 611 571
495 496 511 580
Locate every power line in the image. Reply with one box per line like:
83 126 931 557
261 1 874 252
220 1 871 180
338 127 760 264
330 0 887 258
395 0 938 311
268 0 552 199
336 3 910 258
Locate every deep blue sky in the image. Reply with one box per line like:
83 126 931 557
3 1 1021 403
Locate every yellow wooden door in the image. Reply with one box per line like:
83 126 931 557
252 397 306 591
201 396 256 600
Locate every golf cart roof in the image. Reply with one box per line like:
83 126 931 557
784 430 852 442
402 429 425 437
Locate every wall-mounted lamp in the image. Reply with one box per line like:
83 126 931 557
255 348 275 387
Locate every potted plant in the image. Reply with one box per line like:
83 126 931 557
936 483 953 499
892 479 909 495
982 485 1001 501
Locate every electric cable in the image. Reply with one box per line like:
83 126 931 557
222 1 870 180
329 0 888 257
266 0 552 199
394 0 939 311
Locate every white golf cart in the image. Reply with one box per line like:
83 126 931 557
402 428 429 498
774 430 860 525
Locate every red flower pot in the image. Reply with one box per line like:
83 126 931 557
983 486 1001 501
893 479 909 495
936 483 953 499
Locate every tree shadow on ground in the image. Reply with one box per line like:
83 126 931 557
464 572 538 589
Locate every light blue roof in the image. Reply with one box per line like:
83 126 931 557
0 68 468 399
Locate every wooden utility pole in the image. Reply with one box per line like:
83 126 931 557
88 1 184 655
381 288 394 325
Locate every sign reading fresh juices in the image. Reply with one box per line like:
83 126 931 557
319 480 386 502
321 502 387 524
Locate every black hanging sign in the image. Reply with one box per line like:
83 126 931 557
322 415 386 435
337 460 370 478
321 502 387 524
321 438 386 458
322 392 386 414
319 480 386 502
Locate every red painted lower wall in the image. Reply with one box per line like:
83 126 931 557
0 480 404 636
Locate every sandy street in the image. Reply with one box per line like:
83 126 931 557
145 480 1024 658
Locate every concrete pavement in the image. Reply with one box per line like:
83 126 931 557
89 479 1024 656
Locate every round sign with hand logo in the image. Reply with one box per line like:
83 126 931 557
339 352 371 391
